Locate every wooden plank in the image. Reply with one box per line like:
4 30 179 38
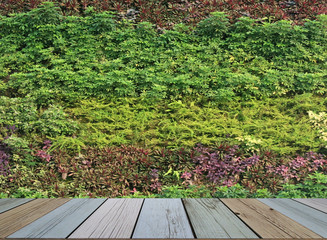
183 198 258 238
259 198 327 238
0 198 69 238
4 239 326 240
0 198 34 213
69 198 143 238
8 198 106 238
221 198 321 238
132 199 194 238
293 199 327 214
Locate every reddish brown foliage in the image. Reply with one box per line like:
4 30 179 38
0 0 326 28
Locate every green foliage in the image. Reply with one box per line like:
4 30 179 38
277 172 327 198
35 105 79 138
157 185 212 198
84 9 116 34
67 95 325 155
0 192 9 198
0 97 78 138
0 2 62 37
214 184 250 198
2 135 39 167
1 6 326 103
214 185 274 198
121 191 157 198
49 136 85 154
1 4 327 198
10 187 49 198
3 136 30 152
0 97 38 134
251 188 274 198
196 12 230 39
308 111 327 148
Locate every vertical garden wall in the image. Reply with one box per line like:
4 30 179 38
0 2 327 197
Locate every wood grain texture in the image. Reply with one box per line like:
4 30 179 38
183 198 258 238
221 198 321 239
132 199 194 239
0 198 34 213
7 198 105 238
259 198 327 238
293 199 327 214
69 198 143 238
0 198 69 238
4 239 327 240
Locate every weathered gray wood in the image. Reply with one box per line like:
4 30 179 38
8 198 106 238
183 198 258 238
259 198 327 238
132 199 194 238
293 199 327 214
0 199 70 238
0 198 34 213
69 198 143 238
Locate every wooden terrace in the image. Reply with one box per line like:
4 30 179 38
0 198 326 239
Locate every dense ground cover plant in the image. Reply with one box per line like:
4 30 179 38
0 97 78 138
1 142 326 197
275 172 327 197
1 3 326 155
241 151 327 193
1 4 326 105
192 144 260 186
1 95 326 161
67 95 326 155
0 126 12 177
308 111 327 148
1 0 326 29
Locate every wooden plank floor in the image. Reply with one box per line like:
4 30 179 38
221 199 321 239
0 199 33 214
183 198 258 239
293 199 327 214
8 199 105 238
69 199 143 238
0 199 70 238
258 199 327 238
132 199 194 238
0 198 326 239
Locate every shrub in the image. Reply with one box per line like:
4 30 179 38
49 146 156 197
308 111 327 149
10 187 49 198
277 172 327 198
214 183 250 198
0 97 78 138
1 6 326 103
0 144 11 176
157 185 212 198
0 192 9 198
242 151 327 193
192 144 259 186
0 125 14 177
2 142 327 197
196 12 229 39
0 97 38 135
250 188 274 198
67 95 326 155
1 0 326 28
